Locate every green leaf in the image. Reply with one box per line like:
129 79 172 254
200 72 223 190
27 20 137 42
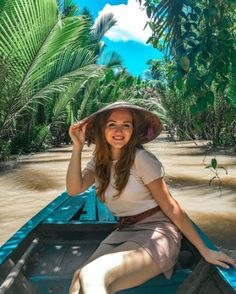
186 73 197 89
197 96 207 111
202 50 210 59
184 22 191 31
192 7 201 15
181 90 191 100
149 21 156 31
192 43 202 53
205 91 214 105
192 119 203 131
188 40 197 48
190 13 198 21
209 6 218 17
190 104 198 115
183 0 195 7
176 74 184 90
211 158 217 169
146 6 152 18
204 74 215 86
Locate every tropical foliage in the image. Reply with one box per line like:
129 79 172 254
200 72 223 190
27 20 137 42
0 0 119 159
141 0 236 148
0 0 235 160
73 68 165 122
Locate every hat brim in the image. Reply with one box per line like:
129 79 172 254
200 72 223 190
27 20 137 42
77 101 163 145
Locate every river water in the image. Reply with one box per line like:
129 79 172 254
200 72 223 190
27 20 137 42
0 134 235 257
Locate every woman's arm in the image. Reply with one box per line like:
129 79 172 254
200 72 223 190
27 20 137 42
147 178 236 269
66 123 94 196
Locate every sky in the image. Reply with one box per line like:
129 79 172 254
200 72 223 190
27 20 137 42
74 0 162 77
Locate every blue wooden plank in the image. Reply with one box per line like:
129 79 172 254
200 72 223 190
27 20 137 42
28 269 191 294
0 192 69 265
194 223 236 291
29 276 70 294
217 268 236 291
40 220 116 225
96 198 117 222
79 189 97 221
43 195 86 223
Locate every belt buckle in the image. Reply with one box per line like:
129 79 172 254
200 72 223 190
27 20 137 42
125 216 135 225
117 216 135 229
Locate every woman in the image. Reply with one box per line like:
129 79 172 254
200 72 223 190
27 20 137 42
66 101 235 294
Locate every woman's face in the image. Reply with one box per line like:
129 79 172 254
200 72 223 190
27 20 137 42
104 109 133 156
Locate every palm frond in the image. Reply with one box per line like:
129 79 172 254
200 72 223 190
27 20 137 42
22 46 96 96
77 78 99 120
0 0 95 128
100 51 123 68
145 0 184 53
2 63 103 129
31 64 103 102
52 85 80 123
92 13 117 41
0 0 58 83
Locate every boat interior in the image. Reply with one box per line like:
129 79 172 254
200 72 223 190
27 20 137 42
0 189 234 294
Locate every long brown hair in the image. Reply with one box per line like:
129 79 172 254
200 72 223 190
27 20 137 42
93 109 144 202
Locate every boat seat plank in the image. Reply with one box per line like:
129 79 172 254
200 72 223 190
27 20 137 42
24 241 100 277
79 190 97 221
59 241 100 275
28 277 70 294
96 198 117 222
24 243 68 277
27 269 192 294
44 195 86 223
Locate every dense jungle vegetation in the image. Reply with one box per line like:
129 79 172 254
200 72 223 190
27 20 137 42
0 0 235 161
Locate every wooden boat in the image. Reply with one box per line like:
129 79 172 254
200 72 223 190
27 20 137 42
0 187 235 294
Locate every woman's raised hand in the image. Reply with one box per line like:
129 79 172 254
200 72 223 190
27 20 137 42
69 123 87 151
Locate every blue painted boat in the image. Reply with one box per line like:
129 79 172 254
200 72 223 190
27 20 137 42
0 188 235 294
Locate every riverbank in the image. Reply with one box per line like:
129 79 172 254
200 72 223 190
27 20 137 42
0 134 235 254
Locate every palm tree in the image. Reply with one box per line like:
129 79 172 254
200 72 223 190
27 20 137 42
0 0 120 154
0 0 101 131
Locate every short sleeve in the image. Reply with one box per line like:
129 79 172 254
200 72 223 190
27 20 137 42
83 157 95 174
135 150 164 184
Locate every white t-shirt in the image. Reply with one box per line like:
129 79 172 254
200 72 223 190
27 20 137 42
84 149 165 217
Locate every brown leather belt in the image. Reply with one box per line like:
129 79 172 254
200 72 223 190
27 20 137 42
117 206 161 229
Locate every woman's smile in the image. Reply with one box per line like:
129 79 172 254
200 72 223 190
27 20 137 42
104 109 133 159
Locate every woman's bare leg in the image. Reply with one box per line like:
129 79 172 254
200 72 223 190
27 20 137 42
108 242 162 293
69 243 116 294
79 241 162 294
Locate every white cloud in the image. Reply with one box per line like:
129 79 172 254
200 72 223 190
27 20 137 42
95 0 152 44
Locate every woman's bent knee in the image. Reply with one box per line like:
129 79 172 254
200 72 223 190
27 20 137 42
80 263 107 292
80 262 104 282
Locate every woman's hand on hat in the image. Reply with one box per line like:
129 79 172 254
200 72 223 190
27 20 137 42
69 123 87 151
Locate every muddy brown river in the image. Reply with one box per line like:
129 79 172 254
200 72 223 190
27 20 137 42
0 133 235 257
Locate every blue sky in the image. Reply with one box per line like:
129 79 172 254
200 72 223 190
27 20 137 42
74 0 162 77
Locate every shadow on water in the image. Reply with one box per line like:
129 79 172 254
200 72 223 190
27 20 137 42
10 168 60 191
167 174 236 189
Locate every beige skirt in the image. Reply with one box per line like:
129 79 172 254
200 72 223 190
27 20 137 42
101 210 182 279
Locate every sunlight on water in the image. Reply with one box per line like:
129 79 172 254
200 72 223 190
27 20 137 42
0 134 235 254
